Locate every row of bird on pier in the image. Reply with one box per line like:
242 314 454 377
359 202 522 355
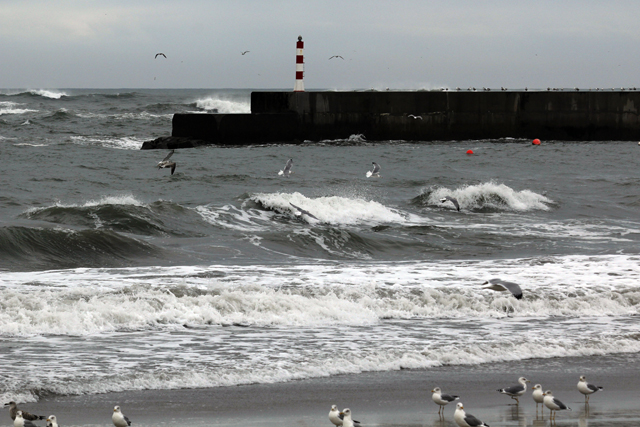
329 375 603 427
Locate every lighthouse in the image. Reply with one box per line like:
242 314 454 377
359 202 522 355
294 36 304 92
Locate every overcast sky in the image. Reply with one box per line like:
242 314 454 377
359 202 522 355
2 0 640 89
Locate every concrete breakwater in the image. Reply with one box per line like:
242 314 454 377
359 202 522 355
142 91 640 148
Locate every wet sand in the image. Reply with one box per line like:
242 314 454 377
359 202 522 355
18 352 640 426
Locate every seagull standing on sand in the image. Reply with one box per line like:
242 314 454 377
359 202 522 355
13 411 39 427
431 387 460 416
329 405 360 426
46 415 59 427
543 390 571 420
112 406 132 427
482 279 523 300
278 158 293 177
4 402 45 422
578 375 603 403
339 408 357 427
366 162 380 178
440 196 460 211
532 384 544 413
157 149 177 175
497 377 530 404
453 403 490 427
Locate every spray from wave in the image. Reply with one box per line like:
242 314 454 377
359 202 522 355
194 96 250 113
416 181 554 212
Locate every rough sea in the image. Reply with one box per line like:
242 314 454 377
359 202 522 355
1 88 639 405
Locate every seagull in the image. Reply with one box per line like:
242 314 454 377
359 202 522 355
112 406 131 427
329 405 360 426
13 411 39 427
543 390 571 421
241 51 250 55
366 162 380 178
453 403 489 427
339 408 358 427
157 149 176 175
290 202 318 220
278 158 293 177
532 384 544 413
440 196 460 211
154 53 167 59
578 375 603 403
497 377 530 404
46 415 59 427
431 387 460 416
482 279 523 300
408 114 422 119
4 402 45 421
329 55 344 60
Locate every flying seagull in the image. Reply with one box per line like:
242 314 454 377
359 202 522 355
440 196 460 211
408 114 422 119
329 405 361 426
482 279 523 300
4 402 45 421
366 162 380 178
241 51 250 55
290 203 318 220
577 375 603 403
543 390 571 421
329 55 344 60
431 387 460 416
112 406 132 427
157 149 176 175
278 158 293 177
453 403 489 427
155 53 167 59
497 377 530 404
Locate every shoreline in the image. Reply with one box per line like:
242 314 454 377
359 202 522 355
17 352 640 426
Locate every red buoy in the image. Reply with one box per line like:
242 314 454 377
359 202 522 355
532 138 541 145
466 149 474 154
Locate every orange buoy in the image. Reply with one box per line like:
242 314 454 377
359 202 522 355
466 149 473 154
532 138 541 145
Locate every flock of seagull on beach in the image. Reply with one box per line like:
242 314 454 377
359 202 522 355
329 375 603 427
4 402 131 427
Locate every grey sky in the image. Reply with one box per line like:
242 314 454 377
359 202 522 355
2 0 639 89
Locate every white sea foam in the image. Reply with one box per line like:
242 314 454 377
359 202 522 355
24 195 146 214
195 96 250 113
0 101 38 115
0 255 638 400
428 182 553 211
69 135 146 150
29 89 67 99
251 192 408 225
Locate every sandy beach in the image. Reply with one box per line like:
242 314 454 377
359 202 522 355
12 352 638 427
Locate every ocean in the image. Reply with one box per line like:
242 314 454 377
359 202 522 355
0 88 639 409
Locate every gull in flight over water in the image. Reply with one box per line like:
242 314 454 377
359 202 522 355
482 279 523 300
366 162 381 178
241 51 250 55
408 114 422 119
157 149 176 175
329 55 344 60
440 196 460 211
290 203 318 221
278 158 293 177
155 53 167 59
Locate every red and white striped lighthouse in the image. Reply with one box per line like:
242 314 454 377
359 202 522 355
294 35 304 92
